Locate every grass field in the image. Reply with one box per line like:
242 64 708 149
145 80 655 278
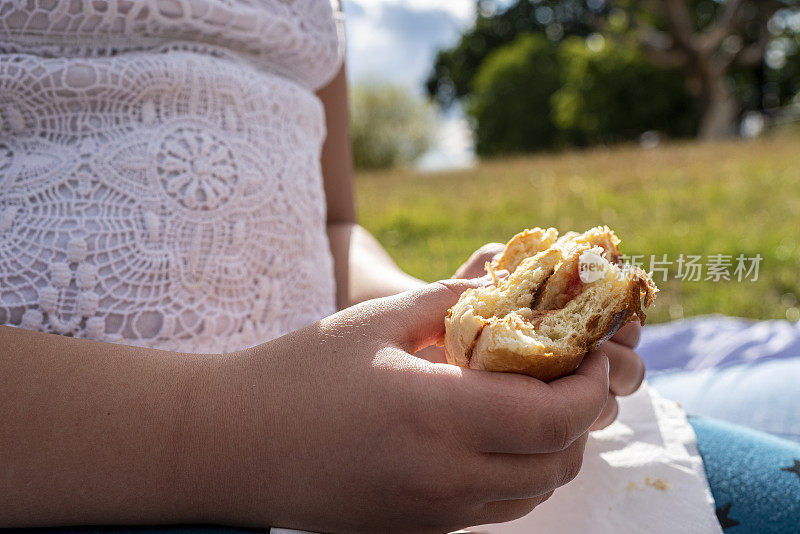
355 132 800 324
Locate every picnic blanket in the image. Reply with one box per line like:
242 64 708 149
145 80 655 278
639 315 800 442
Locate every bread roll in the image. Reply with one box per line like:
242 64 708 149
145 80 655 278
444 226 658 382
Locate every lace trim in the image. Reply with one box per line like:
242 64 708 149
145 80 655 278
0 3 340 352
0 0 344 89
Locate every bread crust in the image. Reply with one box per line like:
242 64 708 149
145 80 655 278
444 227 658 382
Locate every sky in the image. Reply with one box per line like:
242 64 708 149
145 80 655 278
341 0 479 169
342 0 474 88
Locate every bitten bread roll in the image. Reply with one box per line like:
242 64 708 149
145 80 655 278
444 226 658 382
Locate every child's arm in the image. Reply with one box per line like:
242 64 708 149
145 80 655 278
0 325 214 525
317 63 427 309
0 281 610 532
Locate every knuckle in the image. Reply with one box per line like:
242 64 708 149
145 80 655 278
595 402 615 430
402 502 462 534
559 446 585 486
403 456 466 511
485 386 534 449
481 499 539 526
477 243 497 254
477 243 505 261
433 279 467 300
633 358 646 392
584 373 610 416
544 406 575 451
419 479 453 506
406 383 461 446
606 397 620 423
404 471 452 510
615 321 642 347
508 500 539 522
514 491 555 519
611 349 645 397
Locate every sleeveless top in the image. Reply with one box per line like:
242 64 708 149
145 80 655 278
0 0 343 353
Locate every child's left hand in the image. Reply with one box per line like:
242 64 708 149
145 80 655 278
452 242 506 279
591 320 645 430
434 243 647 431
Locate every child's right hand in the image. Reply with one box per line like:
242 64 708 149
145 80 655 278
190 280 610 533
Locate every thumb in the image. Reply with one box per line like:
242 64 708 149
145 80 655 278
381 279 490 354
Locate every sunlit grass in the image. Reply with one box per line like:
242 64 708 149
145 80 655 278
355 131 800 323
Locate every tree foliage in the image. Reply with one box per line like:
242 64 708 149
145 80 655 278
428 0 800 145
552 36 698 143
426 0 606 107
350 83 434 170
467 33 698 155
609 0 798 137
468 34 563 155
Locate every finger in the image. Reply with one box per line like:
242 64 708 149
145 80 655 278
456 243 506 279
472 242 505 263
591 395 619 431
383 279 492 354
478 433 588 501
438 350 609 454
471 493 553 529
600 340 645 397
415 344 447 364
611 320 641 348
474 269 509 284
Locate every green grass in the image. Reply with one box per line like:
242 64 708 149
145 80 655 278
355 132 800 324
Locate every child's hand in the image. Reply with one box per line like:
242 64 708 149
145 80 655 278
413 243 506 364
452 242 506 279
451 242 645 432
194 280 610 533
592 321 645 430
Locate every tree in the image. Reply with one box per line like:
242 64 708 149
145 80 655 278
553 36 698 143
426 0 606 107
349 82 434 170
610 0 797 138
468 34 564 155
428 0 799 143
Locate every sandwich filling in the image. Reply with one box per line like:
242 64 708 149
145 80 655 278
444 226 658 381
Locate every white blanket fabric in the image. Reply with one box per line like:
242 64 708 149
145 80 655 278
638 314 800 372
466 384 721 534
274 384 721 534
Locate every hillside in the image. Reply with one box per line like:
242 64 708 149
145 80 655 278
356 132 800 323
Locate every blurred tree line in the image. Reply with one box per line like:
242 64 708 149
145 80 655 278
426 0 800 156
350 82 434 170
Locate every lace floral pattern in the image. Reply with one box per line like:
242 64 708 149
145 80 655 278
0 0 343 89
0 1 342 353
157 124 239 210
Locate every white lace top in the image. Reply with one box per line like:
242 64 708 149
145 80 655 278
0 0 344 353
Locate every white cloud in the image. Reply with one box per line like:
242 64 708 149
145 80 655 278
352 0 475 24
342 0 472 91
342 0 477 168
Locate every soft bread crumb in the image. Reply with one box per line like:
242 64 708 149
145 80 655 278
645 477 671 491
444 226 658 381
